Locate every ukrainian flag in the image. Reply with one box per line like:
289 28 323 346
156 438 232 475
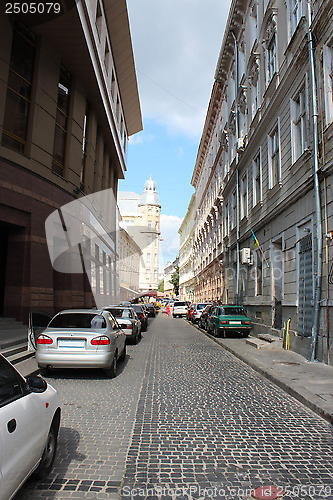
250 228 259 248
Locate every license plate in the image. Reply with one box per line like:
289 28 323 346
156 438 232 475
58 339 86 349
229 321 242 325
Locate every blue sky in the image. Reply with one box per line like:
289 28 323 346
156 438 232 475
119 0 229 266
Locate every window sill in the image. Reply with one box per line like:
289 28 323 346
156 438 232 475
289 148 312 174
268 182 282 197
252 201 263 213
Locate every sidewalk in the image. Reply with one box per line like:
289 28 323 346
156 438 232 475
198 326 333 424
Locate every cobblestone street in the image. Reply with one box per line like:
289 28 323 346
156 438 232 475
16 314 333 500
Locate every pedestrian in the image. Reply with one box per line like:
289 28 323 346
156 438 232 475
166 303 170 316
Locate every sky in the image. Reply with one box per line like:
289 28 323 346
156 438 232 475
119 0 229 268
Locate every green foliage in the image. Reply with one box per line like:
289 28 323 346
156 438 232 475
158 279 164 292
169 265 179 295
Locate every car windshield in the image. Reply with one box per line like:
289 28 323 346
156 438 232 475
197 303 208 310
107 308 131 318
220 307 247 316
48 313 106 329
174 302 186 307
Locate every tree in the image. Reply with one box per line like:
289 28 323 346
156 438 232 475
158 279 164 292
169 266 179 296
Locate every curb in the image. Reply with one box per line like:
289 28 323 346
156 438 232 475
193 322 333 425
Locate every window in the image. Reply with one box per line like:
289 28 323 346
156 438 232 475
240 172 248 219
148 220 152 229
268 34 277 82
323 42 333 126
0 356 24 406
2 23 35 154
80 101 90 189
155 221 158 230
255 250 263 295
95 1 103 41
252 152 262 206
268 125 281 188
291 86 307 162
104 43 110 74
231 190 237 229
290 0 302 35
249 1 258 49
52 66 71 176
224 201 229 236
146 253 151 265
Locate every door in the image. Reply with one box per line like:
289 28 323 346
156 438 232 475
298 235 313 337
0 357 42 499
28 311 53 351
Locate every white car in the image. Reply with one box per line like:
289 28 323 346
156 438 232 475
172 301 188 318
0 354 61 499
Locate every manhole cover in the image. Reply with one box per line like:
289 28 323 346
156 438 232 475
252 485 285 499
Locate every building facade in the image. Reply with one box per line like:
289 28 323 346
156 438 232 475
163 257 179 299
178 194 196 302
191 0 333 363
118 177 161 291
0 0 142 321
118 224 142 301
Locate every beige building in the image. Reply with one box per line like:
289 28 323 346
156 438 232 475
118 225 142 301
0 0 142 321
118 177 161 291
178 194 196 302
191 0 333 363
163 258 179 298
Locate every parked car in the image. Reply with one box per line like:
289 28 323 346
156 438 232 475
103 306 141 343
191 303 211 324
0 354 61 500
187 303 195 321
198 304 215 330
172 301 188 318
207 305 252 337
35 309 126 378
145 303 156 317
131 304 148 331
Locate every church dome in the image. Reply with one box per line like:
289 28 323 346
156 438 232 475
139 176 160 206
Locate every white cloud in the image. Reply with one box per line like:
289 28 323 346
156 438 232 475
127 0 228 139
159 214 183 270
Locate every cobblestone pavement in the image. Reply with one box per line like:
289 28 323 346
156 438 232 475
15 314 333 499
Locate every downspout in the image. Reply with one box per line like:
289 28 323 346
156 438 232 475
307 0 323 362
230 30 240 305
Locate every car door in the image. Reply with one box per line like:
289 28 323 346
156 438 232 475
0 357 43 499
105 314 123 356
28 311 53 351
209 307 218 331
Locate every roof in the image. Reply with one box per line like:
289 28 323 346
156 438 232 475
139 176 161 207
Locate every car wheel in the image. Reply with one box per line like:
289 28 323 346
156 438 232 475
243 332 250 338
213 326 218 337
39 366 51 377
32 425 57 479
104 352 117 378
120 343 127 360
133 333 139 344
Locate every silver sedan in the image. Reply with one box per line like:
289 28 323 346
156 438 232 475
103 306 142 343
35 309 126 378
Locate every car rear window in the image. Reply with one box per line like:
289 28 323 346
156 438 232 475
220 307 247 316
106 308 131 318
48 313 106 329
174 302 186 307
197 303 208 310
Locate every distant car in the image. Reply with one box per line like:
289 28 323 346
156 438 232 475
191 303 211 324
198 304 215 330
35 309 126 378
131 304 148 331
0 354 61 500
103 306 141 343
119 301 132 307
172 301 188 318
145 303 156 317
207 305 252 337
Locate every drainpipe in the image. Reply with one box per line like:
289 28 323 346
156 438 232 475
230 30 240 306
307 0 323 362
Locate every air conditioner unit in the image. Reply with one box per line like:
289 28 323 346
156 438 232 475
240 247 251 264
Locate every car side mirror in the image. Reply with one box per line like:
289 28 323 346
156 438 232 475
27 376 47 393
